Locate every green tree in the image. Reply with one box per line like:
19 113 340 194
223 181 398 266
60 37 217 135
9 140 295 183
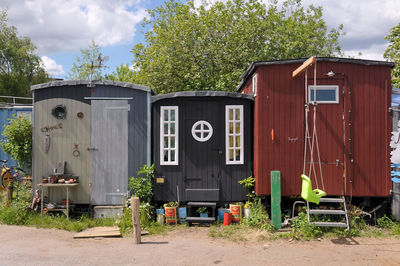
0 115 32 172
129 0 344 93
68 40 108 80
105 64 136 83
384 22 400 87
0 9 48 98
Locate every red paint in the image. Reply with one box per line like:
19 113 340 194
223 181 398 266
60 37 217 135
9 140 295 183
240 58 393 197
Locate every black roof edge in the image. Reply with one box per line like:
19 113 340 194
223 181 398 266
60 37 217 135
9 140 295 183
31 80 154 94
237 57 396 92
151 91 254 103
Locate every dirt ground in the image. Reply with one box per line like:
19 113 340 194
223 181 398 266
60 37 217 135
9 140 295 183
1 225 400 266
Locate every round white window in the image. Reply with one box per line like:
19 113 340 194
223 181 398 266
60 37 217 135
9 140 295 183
191 120 213 142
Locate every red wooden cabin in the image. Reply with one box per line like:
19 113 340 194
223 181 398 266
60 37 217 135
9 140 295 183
238 57 394 198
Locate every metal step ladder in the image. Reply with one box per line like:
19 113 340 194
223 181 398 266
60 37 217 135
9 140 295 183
306 196 350 231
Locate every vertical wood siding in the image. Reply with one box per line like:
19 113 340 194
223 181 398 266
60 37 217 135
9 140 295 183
153 96 252 202
241 60 391 197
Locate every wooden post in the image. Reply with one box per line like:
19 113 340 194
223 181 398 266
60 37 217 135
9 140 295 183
131 196 141 244
6 182 13 206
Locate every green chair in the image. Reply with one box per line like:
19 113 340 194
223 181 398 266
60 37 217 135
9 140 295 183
301 174 326 204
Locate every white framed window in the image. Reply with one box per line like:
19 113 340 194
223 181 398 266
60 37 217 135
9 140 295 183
192 120 213 142
252 74 257 96
160 106 178 165
308 85 339 104
225 105 244 165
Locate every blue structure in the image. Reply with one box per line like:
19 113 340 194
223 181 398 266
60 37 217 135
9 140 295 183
0 105 32 166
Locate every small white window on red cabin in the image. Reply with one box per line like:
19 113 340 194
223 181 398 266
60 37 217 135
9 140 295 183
252 73 257 97
160 106 178 165
225 105 244 165
308 85 339 104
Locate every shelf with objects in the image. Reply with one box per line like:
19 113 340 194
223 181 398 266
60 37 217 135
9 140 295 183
38 175 79 219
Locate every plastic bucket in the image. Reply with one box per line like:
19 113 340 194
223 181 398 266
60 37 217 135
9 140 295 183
156 208 165 215
229 204 242 223
157 213 165 225
223 212 232 226
179 207 187 223
164 207 177 224
218 208 229 222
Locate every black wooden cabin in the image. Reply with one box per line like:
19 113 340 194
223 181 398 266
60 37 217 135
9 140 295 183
152 91 253 203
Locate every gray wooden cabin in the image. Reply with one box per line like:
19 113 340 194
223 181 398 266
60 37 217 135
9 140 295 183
31 80 151 206
152 91 254 203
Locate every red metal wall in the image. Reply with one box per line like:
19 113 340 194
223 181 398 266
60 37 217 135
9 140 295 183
241 59 392 197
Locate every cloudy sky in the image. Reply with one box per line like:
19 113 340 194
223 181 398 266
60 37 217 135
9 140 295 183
2 0 400 79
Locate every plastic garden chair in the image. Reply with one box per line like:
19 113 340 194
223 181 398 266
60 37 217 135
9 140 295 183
301 174 326 204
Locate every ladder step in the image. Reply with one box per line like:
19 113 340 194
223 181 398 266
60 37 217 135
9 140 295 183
187 202 217 207
309 209 346 215
319 197 344 203
312 222 348 227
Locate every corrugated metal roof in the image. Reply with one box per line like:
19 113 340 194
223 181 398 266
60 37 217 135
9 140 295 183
31 80 152 93
237 57 396 91
151 90 254 103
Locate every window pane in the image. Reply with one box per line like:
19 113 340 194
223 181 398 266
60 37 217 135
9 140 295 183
164 137 169 148
170 110 175 121
195 124 201 130
170 123 175 134
229 149 234 161
164 123 169 135
163 110 169 121
235 136 240 147
170 137 175 148
235 122 240 134
196 132 202 138
310 88 337 102
229 109 233 120
229 123 233 134
235 109 240 120
163 150 169 162
170 150 175 162
229 136 234 147
235 149 240 160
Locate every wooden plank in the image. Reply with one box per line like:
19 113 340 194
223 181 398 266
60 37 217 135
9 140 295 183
73 227 121 238
292 56 316 78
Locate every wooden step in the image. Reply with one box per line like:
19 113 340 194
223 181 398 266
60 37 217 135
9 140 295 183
309 209 346 215
187 202 217 207
319 197 344 203
186 217 216 223
312 222 348 228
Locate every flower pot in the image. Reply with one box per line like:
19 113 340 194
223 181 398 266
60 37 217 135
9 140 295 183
244 208 251 218
200 213 208 218
164 207 177 224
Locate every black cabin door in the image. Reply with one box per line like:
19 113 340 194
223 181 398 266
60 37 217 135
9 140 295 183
184 101 222 201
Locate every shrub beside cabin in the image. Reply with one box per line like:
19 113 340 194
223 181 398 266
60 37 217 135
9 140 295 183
31 80 151 206
152 91 253 203
238 57 394 198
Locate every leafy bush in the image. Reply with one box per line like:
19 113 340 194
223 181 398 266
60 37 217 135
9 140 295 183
238 175 255 201
244 198 273 230
290 212 323 240
128 164 154 202
377 215 395 229
0 115 32 172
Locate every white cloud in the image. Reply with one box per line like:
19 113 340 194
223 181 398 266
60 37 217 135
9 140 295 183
41 56 65 76
3 0 147 54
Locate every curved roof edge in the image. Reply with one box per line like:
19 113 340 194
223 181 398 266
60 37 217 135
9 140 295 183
151 91 254 103
31 80 152 93
237 57 396 91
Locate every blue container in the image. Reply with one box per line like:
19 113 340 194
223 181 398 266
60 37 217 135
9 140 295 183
200 213 208 218
218 208 229 222
156 208 165 215
179 207 187 222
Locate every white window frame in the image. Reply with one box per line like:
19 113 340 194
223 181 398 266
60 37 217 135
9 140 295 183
252 73 257 96
191 120 213 142
308 85 339 104
225 105 244 165
160 106 178 165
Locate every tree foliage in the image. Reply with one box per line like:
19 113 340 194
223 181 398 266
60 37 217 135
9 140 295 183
128 0 344 93
0 9 48 97
384 22 400 87
68 40 108 80
0 115 32 171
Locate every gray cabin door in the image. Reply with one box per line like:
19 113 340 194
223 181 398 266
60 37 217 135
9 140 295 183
91 100 129 205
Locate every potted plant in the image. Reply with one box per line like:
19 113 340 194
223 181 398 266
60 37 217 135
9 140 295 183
243 201 253 218
197 206 208 218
